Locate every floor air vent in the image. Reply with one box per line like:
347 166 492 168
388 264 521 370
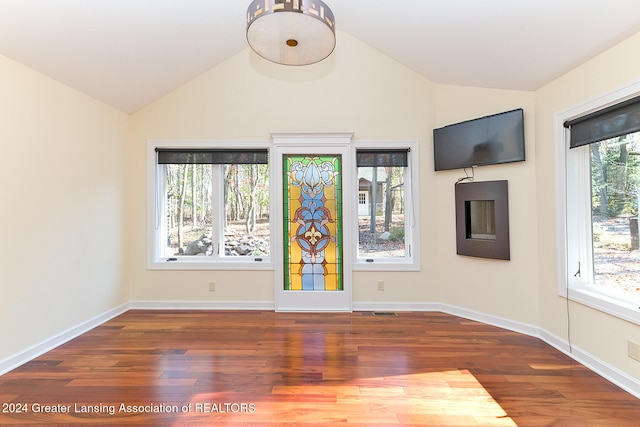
372 312 397 317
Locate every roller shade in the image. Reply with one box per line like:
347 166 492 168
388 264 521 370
356 149 409 167
564 95 640 148
156 148 268 164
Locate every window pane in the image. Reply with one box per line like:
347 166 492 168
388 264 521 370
357 165 406 258
590 132 640 293
223 164 270 257
165 164 213 256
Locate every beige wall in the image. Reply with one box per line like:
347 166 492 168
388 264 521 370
128 32 440 304
0 54 129 360
536 32 640 380
128 33 539 320
433 85 538 325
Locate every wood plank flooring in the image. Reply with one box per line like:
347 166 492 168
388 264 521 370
1 310 639 426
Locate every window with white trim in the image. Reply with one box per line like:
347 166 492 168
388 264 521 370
353 143 420 270
148 141 272 269
560 91 640 322
148 140 420 271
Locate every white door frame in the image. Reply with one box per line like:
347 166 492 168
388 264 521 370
271 133 354 312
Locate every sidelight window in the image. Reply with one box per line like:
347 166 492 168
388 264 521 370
353 143 420 270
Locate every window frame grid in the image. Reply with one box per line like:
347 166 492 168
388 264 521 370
147 140 275 271
351 141 421 272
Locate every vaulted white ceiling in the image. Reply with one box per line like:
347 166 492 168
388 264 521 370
1 0 639 113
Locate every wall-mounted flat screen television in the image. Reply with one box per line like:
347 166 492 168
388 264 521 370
433 108 525 171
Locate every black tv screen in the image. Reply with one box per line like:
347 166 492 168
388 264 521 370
433 108 525 171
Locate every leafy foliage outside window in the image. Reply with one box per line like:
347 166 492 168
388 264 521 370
164 163 270 257
590 132 640 293
223 164 270 256
357 165 406 258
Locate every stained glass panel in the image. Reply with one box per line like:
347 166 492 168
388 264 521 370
283 155 343 291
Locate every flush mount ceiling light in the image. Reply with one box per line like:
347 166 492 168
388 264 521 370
246 0 336 66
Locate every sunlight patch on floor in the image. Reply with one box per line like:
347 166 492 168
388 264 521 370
175 369 517 425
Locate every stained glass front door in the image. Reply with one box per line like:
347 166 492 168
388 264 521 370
275 144 351 312
283 155 343 292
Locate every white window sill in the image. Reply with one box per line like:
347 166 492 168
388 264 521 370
567 285 640 326
148 258 274 271
353 259 421 272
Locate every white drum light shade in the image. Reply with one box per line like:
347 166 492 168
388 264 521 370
246 0 336 66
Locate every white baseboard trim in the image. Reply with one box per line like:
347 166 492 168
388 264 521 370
437 303 544 338
353 301 540 336
540 329 640 400
0 302 130 376
353 301 442 312
129 300 275 311
354 301 640 399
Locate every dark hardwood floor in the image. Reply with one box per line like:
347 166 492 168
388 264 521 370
1 310 639 426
